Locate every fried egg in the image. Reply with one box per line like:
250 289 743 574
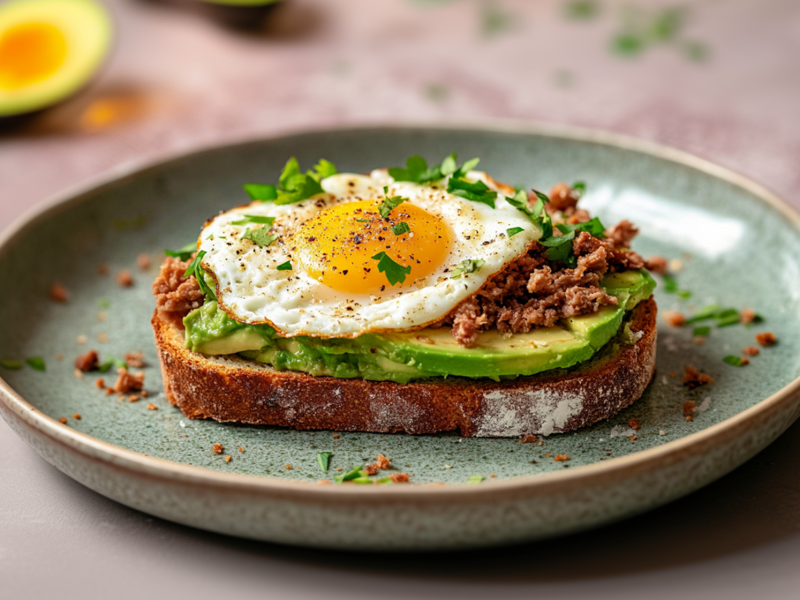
198 170 542 337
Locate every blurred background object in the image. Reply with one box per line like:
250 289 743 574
0 0 112 121
0 0 799 226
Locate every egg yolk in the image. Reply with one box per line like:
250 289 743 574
0 22 67 91
294 200 452 295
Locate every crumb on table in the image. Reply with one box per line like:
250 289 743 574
683 400 696 421
224 455 232 463
212 444 223 454
389 473 409 483
97 332 108 343
116 269 133 287
74 350 99 372
95 378 105 389
146 403 157 411
646 256 668 274
554 454 570 462
285 464 292 470
128 395 139 402
375 453 391 470
628 418 641 431
756 332 777 347
137 253 151 271
114 368 144 393
683 366 713 389
49 283 69 303
742 346 760 356
73 413 81 420
519 434 538 443
332 433 340 439
662 311 685 327
125 351 145 368
59 417 68 424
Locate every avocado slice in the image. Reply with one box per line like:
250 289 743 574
184 269 656 382
0 0 112 118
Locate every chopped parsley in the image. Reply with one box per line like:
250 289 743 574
316 452 332 472
684 304 722 324
571 180 586 198
662 274 692 298
389 153 479 184
692 326 711 337
242 227 278 248
466 475 485 484
25 357 45 372
242 183 277 202
276 261 292 271
715 308 740 328
451 259 485 279
99 357 127 373
391 222 411 236
355 219 370 223
244 157 337 205
183 250 216 300
507 189 553 238
334 465 363 483
0 359 23 370
164 242 197 262
98 298 110 309
723 355 747 367
506 227 524 238
447 176 497 208
231 215 276 227
371 252 412 286
378 187 408 219
539 219 607 267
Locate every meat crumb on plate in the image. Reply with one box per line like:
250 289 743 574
114 368 144 393
554 454 570 462
683 366 713 389
125 351 145 368
137 253 151 271
389 473 409 483
756 332 777 347
683 401 696 420
74 350 99 372
49 283 69 303
519 434 538 443
116 269 134 287
375 453 391 470
742 346 760 356
212 444 223 454
662 311 685 327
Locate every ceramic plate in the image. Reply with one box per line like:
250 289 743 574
2 123 799 550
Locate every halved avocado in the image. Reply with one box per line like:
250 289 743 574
0 0 112 118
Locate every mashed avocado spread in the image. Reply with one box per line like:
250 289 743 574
183 269 655 383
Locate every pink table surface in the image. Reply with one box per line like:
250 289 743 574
2 1 800 598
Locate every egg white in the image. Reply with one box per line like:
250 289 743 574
198 170 542 337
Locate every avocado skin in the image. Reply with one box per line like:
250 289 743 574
183 269 656 382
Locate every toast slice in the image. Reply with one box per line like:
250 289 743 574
153 297 657 437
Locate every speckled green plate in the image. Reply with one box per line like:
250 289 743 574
2 123 800 551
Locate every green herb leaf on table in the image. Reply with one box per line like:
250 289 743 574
723 355 747 367
164 242 197 262
231 215 276 227
0 359 23 370
684 304 722 324
693 326 711 337
661 274 692 298
379 187 408 219
506 227 524 238
467 475 485 484
276 261 292 271
25 357 46 372
451 259 485 279
715 309 741 328
371 252 412 286
334 465 363 484
391 222 411 236
242 183 277 202
242 227 279 248
317 452 332 472
571 180 586 197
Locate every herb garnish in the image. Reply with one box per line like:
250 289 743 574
662 274 691 298
25 357 45 372
317 452 332 472
371 252 412 286
242 227 278 248
231 215 276 227
723 355 747 367
506 227 524 238
334 465 363 483
276 261 292 271
571 180 586 198
0 359 23 370
164 242 197 262
451 259 485 279
379 187 408 219
693 326 711 337
391 222 411 236
684 304 721 324
715 308 740 328
447 176 498 208
183 250 216 300
466 475 485 484
242 184 278 202
99 357 127 373
389 153 477 184
243 157 337 205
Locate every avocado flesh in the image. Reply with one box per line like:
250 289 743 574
0 0 112 117
183 269 656 382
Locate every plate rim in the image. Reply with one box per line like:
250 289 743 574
2 118 800 498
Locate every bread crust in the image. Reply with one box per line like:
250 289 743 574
153 298 657 437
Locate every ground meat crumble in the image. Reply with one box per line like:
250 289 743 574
114 368 145 394
445 184 651 346
152 255 205 329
